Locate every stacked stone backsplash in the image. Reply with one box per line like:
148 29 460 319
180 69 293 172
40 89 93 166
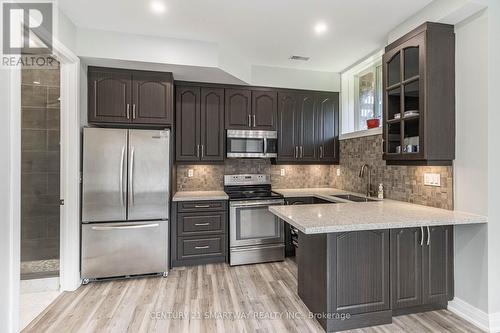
331 134 453 210
176 160 333 191
176 134 453 210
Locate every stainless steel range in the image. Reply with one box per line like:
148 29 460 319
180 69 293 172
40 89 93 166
224 174 285 266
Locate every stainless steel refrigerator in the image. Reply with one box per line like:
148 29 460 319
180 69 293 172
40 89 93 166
81 128 170 283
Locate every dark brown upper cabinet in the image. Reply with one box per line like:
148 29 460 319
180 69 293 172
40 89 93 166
317 93 340 163
277 91 338 163
277 92 300 162
200 87 225 161
88 68 132 124
225 89 277 130
252 90 277 130
132 71 173 124
176 85 224 162
225 89 252 129
383 22 455 165
390 226 453 313
88 67 173 126
297 93 318 161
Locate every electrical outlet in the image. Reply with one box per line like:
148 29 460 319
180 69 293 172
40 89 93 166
424 173 441 187
280 168 286 176
336 168 341 176
188 169 194 178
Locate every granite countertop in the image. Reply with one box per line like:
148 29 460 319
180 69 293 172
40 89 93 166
273 188 349 200
269 188 487 234
172 191 228 202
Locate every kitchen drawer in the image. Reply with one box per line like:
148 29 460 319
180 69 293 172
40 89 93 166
178 211 226 235
177 200 227 212
177 236 225 260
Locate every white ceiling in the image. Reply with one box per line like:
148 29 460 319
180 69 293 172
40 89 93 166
59 0 433 72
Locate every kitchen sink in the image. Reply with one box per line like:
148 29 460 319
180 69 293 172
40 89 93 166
330 194 378 202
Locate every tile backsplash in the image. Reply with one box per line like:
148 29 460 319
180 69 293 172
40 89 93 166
331 134 453 210
176 134 453 210
176 160 333 191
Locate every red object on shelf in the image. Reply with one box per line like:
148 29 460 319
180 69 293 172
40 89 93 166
367 118 380 129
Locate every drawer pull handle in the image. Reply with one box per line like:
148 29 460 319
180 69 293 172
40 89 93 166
194 223 210 226
195 245 210 250
194 205 211 208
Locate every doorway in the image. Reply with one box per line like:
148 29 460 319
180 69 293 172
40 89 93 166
19 56 62 329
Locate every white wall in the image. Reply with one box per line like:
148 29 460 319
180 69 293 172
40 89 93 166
453 10 489 314
251 65 340 92
76 28 220 68
487 0 500 321
74 28 341 91
387 0 487 43
55 5 77 52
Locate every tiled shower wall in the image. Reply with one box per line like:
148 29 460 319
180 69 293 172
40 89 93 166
331 134 453 210
21 58 61 276
176 134 453 210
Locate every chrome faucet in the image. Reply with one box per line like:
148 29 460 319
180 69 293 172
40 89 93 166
359 164 373 197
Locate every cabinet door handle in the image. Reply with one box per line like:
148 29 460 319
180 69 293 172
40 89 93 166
201 145 204 158
197 145 200 158
195 245 210 250
295 146 298 159
194 204 211 208
420 226 424 246
300 146 303 158
132 104 136 119
248 114 251 127
126 104 130 119
253 115 256 127
320 146 323 159
426 226 430 246
194 223 210 226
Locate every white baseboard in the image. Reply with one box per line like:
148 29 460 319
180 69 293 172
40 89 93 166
21 277 60 294
490 311 500 333
448 297 500 333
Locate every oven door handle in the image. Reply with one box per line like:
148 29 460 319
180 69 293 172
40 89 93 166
230 200 284 208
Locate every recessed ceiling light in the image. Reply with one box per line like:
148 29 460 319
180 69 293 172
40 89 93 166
314 22 327 35
150 1 166 14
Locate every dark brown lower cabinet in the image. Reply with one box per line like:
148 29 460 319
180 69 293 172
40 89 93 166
171 200 228 267
298 230 392 332
391 226 453 315
298 226 454 332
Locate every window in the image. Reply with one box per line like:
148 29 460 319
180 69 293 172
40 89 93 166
340 50 384 138
354 64 383 131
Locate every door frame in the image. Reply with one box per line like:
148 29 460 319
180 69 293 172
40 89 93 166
5 39 81 331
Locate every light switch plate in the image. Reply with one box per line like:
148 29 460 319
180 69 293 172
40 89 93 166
188 169 194 178
424 173 441 187
280 168 286 176
336 168 341 176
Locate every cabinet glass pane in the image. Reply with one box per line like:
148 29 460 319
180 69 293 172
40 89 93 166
387 87 401 120
387 52 401 86
387 123 401 154
403 118 419 154
404 47 419 80
404 80 419 113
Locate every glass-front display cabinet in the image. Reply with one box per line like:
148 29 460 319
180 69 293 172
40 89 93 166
382 22 455 165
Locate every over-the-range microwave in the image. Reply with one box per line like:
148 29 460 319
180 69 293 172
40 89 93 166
226 130 277 158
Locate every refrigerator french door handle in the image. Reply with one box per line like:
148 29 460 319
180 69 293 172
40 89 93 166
91 223 160 231
119 146 125 206
129 147 135 206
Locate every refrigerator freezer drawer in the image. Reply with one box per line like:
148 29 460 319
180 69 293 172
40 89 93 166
81 221 168 280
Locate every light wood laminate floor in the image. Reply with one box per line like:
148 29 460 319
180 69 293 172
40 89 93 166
23 259 483 333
